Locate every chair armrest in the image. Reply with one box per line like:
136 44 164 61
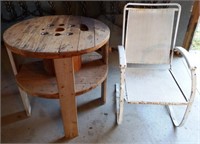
173 46 197 104
174 46 197 71
118 45 127 68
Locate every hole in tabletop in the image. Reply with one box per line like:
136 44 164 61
55 27 65 32
55 33 61 36
80 24 89 31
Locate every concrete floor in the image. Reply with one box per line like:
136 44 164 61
1 49 200 143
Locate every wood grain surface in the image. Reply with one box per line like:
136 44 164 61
3 15 110 59
15 52 107 98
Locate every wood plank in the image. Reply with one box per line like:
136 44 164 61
102 42 109 64
6 48 31 116
15 52 107 98
94 19 110 50
20 17 52 52
75 54 107 96
59 16 81 53
7 19 34 48
41 16 70 53
43 56 81 75
78 17 95 51
73 56 81 72
16 61 58 99
101 42 109 103
54 57 78 139
43 59 55 76
3 15 110 59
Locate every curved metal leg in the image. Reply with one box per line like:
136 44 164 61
167 102 193 127
168 65 196 127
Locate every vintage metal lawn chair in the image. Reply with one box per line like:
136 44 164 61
115 3 197 127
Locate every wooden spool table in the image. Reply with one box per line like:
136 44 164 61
3 15 110 139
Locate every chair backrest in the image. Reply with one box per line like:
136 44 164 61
122 3 181 65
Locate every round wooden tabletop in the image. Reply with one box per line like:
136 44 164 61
3 15 110 59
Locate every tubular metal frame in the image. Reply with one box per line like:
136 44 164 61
116 3 197 127
122 3 181 68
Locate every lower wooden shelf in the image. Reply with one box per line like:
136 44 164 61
16 52 108 99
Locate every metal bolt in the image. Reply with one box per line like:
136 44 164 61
47 24 54 27
41 32 49 35
66 32 73 36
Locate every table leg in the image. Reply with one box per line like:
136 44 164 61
43 59 55 76
101 42 109 104
54 57 78 139
43 56 81 75
101 79 107 104
6 48 31 116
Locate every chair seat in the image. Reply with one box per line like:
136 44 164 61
125 68 188 105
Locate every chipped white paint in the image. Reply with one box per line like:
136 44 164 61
116 3 197 127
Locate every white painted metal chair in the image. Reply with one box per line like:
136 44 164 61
116 3 197 127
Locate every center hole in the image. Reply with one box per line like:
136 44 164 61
55 27 65 32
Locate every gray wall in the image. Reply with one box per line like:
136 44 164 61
1 1 194 46
173 0 194 46
1 1 194 77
